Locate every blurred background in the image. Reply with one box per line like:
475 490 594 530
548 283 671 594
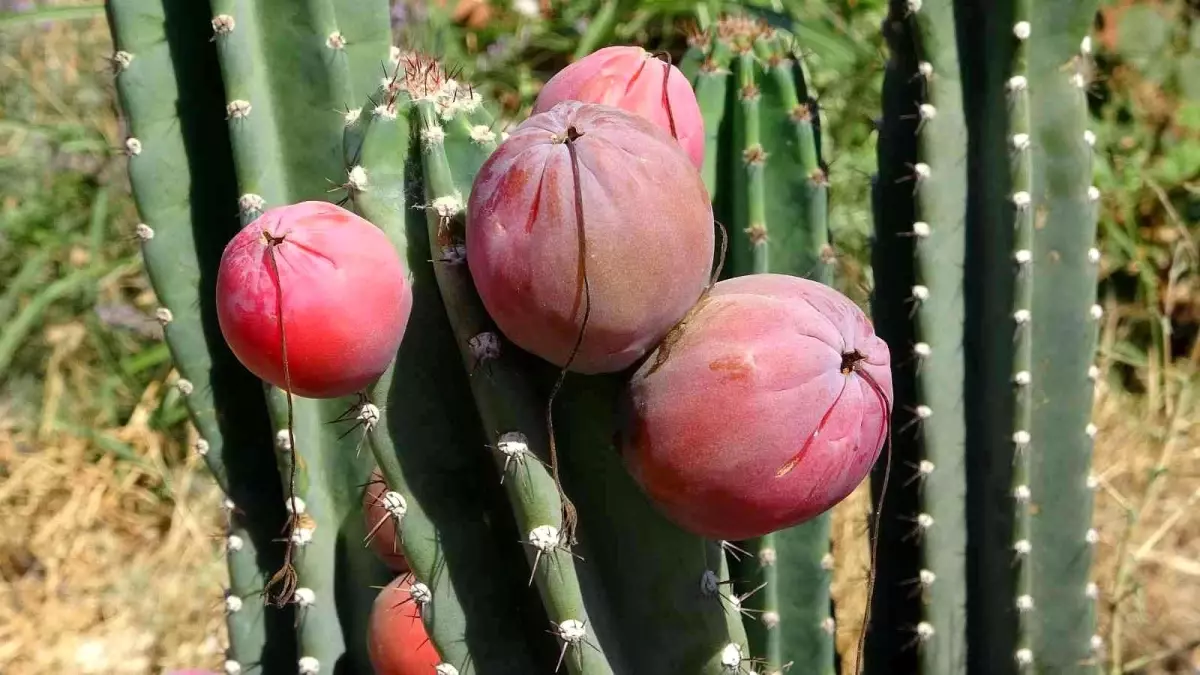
0 0 1196 673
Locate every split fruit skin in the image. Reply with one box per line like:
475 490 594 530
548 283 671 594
532 45 705 170
215 201 413 399
364 468 410 573
367 573 442 674
466 100 715 374
620 273 893 541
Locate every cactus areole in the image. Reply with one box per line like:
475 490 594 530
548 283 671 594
215 201 413 399
620 274 893 540
532 45 705 169
466 101 715 373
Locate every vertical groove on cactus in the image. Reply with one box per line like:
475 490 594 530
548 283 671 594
958 0 1023 670
868 1 969 672
1026 2 1103 671
410 68 619 675
103 2 293 671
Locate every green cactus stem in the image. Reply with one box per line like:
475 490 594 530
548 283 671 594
103 2 293 671
867 1 970 673
1025 2 1104 670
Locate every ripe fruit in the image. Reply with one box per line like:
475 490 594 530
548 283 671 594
466 101 714 374
215 201 412 398
368 573 442 674
532 45 705 170
364 468 410 572
620 274 893 540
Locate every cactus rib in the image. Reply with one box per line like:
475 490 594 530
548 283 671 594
868 1 970 672
906 3 971 672
1008 0 1037 664
1026 3 1103 670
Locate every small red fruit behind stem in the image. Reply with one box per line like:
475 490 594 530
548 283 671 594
466 101 714 374
216 201 413 399
368 573 442 674
532 45 705 170
620 273 893 541
364 468 410 573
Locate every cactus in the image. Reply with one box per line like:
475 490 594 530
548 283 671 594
104 1 1107 673
866 1 1103 674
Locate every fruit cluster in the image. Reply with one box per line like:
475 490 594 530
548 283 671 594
210 46 891 672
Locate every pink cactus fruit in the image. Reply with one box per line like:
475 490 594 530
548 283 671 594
532 45 705 170
363 468 410 573
466 101 715 373
368 573 442 674
620 273 893 541
216 201 413 399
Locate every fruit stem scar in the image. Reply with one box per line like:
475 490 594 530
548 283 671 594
841 349 867 375
552 126 586 144
262 230 287 246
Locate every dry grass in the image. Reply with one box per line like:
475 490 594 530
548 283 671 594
0 329 228 675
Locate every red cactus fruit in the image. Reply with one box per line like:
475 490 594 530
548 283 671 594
620 273 893 541
368 573 442 674
364 468 410 573
466 101 715 373
216 201 412 399
533 46 705 169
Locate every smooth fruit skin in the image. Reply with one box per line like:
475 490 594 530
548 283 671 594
620 273 893 541
364 468 410 573
215 201 412 399
532 45 705 170
367 573 442 674
466 101 714 374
